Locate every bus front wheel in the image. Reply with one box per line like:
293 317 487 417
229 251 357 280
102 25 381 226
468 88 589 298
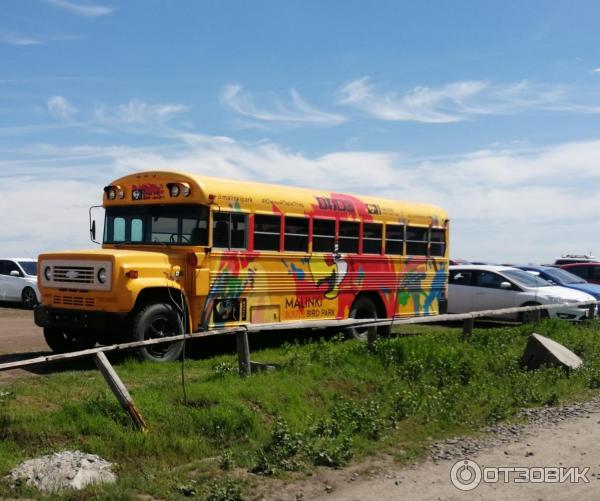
132 303 185 362
346 296 378 341
43 326 97 353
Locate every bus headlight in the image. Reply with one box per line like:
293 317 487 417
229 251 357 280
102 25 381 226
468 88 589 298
170 184 180 197
44 266 52 281
107 188 116 200
97 268 107 284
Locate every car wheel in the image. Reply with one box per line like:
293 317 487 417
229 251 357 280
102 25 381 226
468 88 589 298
43 327 97 353
346 296 378 341
132 303 184 362
21 287 38 309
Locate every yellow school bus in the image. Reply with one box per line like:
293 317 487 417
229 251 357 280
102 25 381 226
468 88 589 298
35 171 449 361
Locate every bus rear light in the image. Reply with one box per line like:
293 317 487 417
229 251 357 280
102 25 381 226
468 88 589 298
126 270 139 279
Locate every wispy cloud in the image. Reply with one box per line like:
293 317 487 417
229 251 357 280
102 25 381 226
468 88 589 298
592 68 600 74
92 99 188 135
47 96 77 120
1 33 84 46
221 84 346 126
338 77 600 123
45 0 114 17
2 33 44 46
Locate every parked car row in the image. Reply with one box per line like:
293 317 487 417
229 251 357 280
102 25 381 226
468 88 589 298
448 262 600 322
0 258 40 309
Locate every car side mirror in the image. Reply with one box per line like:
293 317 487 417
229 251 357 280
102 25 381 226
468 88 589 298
9 270 20 277
500 281 512 289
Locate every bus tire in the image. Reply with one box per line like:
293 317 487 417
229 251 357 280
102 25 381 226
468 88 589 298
132 303 184 362
43 326 97 353
346 296 378 341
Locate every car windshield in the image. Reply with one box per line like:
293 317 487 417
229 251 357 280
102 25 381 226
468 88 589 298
103 204 209 246
18 261 37 276
542 267 587 285
502 269 551 288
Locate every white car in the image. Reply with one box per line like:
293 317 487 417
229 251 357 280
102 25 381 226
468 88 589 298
0 258 40 309
448 265 595 321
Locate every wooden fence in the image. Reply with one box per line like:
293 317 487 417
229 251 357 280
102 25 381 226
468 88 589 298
0 300 597 430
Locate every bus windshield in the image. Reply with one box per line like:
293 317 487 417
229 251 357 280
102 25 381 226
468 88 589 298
104 204 209 246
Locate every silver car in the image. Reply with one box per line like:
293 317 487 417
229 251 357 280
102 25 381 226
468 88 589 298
0 258 40 309
448 265 596 321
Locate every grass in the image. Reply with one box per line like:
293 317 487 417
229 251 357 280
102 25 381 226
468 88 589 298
2 318 600 499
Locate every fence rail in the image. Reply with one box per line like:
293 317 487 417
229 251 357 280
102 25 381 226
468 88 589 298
0 299 597 373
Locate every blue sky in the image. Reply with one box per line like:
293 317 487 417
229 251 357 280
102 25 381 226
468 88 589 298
2 0 600 262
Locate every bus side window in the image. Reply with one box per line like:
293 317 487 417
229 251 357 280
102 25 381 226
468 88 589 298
254 215 281 251
213 212 230 248
230 213 247 249
284 217 309 252
363 222 382 254
385 224 404 255
312 219 335 252
430 228 446 256
339 221 359 253
213 212 248 249
406 226 428 255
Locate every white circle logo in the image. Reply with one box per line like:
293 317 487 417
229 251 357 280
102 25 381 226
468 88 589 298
450 459 482 491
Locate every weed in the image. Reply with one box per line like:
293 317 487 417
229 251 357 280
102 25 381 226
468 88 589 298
201 477 245 501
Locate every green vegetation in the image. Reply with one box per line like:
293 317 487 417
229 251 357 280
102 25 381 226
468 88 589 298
2 319 600 499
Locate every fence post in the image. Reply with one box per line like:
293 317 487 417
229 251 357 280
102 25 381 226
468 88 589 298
236 329 251 377
532 309 541 323
587 304 596 320
462 317 474 340
94 352 147 431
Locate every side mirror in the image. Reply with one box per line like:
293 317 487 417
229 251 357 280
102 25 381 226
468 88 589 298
9 270 20 277
500 281 512 289
89 205 104 245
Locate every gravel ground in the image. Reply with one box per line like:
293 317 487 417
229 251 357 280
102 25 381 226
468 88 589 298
263 398 600 501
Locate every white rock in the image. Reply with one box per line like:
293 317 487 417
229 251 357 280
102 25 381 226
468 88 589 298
6 450 116 492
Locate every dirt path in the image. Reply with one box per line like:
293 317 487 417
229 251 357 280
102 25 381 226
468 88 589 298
267 401 600 501
0 305 48 382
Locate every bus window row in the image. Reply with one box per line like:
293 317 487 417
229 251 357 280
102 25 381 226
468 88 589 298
212 212 446 257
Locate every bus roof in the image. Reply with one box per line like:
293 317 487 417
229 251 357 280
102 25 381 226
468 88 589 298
106 170 448 226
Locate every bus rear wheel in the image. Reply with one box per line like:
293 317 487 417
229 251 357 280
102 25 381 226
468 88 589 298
132 303 184 362
43 326 97 353
346 296 378 341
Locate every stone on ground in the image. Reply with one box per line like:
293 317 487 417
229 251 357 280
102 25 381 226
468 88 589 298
6 450 116 492
521 333 583 370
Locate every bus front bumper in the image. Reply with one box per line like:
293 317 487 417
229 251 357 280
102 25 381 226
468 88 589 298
34 306 127 332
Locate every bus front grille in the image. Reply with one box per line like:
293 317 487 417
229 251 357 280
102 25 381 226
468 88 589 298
53 295 96 308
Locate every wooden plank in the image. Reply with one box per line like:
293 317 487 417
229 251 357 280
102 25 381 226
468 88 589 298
94 352 147 431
